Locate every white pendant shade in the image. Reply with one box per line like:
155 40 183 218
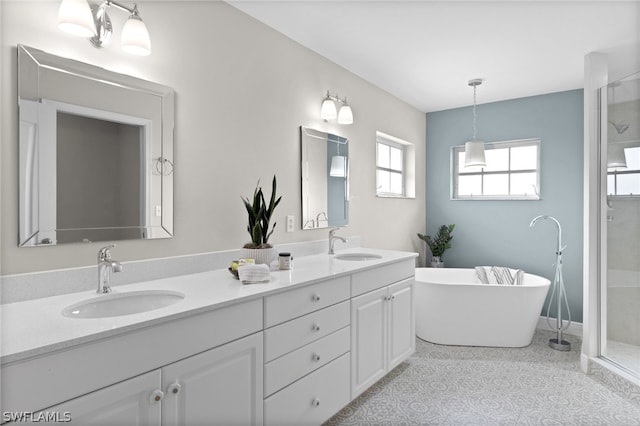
464 140 486 168
321 97 337 120
338 105 353 124
330 155 347 177
58 0 96 38
121 14 151 56
607 143 627 169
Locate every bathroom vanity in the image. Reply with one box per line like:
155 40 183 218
0 248 416 425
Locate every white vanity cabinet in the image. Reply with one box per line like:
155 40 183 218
41 332 263 426
263 276 351 426
2 250 418 426
161 332 263 426
40 370 162 425
2 298 264 425
350 261 415 398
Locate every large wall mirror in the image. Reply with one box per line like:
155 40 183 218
300 127 349 230
18 45 175 246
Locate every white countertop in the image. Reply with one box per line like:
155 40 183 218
1 248 416 365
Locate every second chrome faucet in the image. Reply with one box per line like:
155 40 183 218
329 228 347 255
97 244 123 294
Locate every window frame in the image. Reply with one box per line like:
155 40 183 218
451 138 541 201
375 132 415 199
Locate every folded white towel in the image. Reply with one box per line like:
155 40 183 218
238 264 271 284
475 266 524 285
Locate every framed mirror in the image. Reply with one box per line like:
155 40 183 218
18 45 175 246
300 127 349 230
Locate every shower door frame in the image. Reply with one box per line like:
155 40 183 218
582 51 640 388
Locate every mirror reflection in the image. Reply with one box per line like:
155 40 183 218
18 45 174 246
300 127 349 230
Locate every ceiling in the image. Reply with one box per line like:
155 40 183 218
228 0 640 112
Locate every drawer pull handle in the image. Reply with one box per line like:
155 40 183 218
312 398 321 407
312 294 321 302
312 324 321 332
312 353 321 362
168 383 181 395
150 390 164 404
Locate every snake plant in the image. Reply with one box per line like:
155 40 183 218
242 175 282 249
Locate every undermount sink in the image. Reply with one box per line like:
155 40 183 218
334 253 383 261
62 290 185 319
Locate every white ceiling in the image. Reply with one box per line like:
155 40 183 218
228 0 640 112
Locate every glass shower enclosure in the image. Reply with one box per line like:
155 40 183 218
600 71 640 377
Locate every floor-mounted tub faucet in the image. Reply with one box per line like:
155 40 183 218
329 228 347 255
97 244 123 294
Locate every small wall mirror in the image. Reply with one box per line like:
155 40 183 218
18 45 175 246
300 127 349 230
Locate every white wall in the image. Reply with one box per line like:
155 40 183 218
0 1 425 275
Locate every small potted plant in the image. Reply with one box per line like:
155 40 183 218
417 224 455 267
240 175 282 264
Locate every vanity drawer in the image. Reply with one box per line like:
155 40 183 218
264 353 350 426
264 326 350 397
264 301 349 362
351 259 415 297
264 276 350 327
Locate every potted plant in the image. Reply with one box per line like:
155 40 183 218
417 224 455 267
240 175 282 264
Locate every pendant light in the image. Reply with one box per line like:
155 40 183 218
607 143 627 170
330 142 347 177
464 79 486 168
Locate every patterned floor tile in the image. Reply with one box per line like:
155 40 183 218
325 330 640 426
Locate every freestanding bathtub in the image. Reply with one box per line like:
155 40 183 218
415 268 550 348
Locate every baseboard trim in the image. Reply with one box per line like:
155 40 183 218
536 316 583 338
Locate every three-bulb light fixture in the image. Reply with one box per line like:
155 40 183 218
57 0 151 56
321 91 354 125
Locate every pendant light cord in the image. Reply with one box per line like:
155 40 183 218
472 84 477 140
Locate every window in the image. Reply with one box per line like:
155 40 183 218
608 146 640 196
452 139 540 200
376 132 415 198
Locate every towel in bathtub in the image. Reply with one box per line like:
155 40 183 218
475 266 524 285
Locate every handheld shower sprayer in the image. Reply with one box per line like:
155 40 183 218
530 215 572 351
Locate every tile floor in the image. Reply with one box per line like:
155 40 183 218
326 330 640 425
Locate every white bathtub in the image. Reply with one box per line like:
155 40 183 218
415 268 550 348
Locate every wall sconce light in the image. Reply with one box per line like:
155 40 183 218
464 79 486 168
58 0 151 56
321 91 354 124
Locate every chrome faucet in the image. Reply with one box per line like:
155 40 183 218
316 212 329 226
329 228 347 255
97 244 123 294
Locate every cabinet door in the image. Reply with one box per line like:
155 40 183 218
388 278 415 370
162 332 263 426
41 370 161 425
350 287 387 398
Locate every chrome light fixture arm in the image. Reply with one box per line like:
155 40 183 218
90 1 140 48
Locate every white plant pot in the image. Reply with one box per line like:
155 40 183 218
430 256 445 268
239 247 278 265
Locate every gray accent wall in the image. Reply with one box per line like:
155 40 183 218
425 89 584 322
